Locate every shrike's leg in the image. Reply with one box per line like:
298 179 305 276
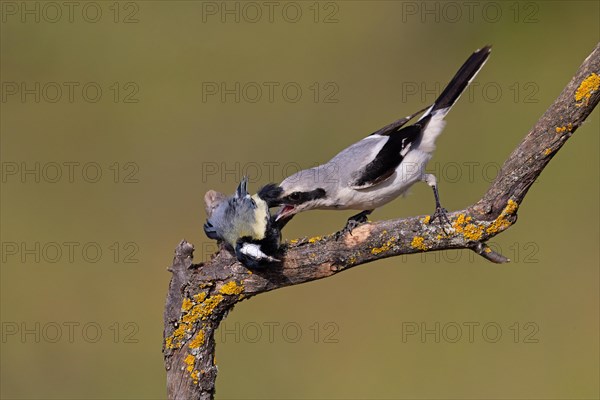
336 210 373 239
348 209 373 225
422 174 451 226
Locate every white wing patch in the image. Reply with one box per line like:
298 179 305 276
418 112 447 153
400 138 413 157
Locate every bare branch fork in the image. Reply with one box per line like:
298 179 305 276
163 44 600 400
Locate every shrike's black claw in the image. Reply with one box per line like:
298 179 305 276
431 206 450 224
335 210 373 240
430 206 451 234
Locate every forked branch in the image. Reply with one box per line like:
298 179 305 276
163 43 599 400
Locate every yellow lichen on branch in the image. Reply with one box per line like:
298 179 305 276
165 291 224 350
308 236 322 243
452 213 484 241
575 72 600 105
371 234 397 255
183 330 207 385
181 298 194 312
185 354 195 372
555 123 573 134
197 295 224 320
411 236 427 251
189 330 205 349
219 281 244 296
185 354 200 385
486 199 519 234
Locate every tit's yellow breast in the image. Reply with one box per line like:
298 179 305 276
249 195 268 240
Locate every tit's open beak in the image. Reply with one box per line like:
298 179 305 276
275 204 296 222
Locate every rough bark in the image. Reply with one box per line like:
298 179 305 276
163 43 600 400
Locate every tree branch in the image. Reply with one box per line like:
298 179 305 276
163 43 600 400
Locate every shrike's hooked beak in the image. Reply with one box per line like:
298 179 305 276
275 204 296 222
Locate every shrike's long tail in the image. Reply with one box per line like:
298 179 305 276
425 45 492 118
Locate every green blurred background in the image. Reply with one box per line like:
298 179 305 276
1 1 598 399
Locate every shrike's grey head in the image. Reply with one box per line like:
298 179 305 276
259 168 329 221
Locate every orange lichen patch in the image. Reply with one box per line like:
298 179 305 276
289 239 299 244
189 330 205 350
194 292 207 303
543 148 552 156
165 291 223 350
181 311 196 324
199 295 224 319
219 281 244 296
411 236 427 251
181 298 194 312
165 320 189 350
555 123 573 134
371 237 397 255
452 213 484 241
452 214 467 228
486 199 519 234
575 72 600 105
190 370 200 385
185 354 196 372
504 199 518 214
422 215 431 224
186 351 200 383
308 236 322 243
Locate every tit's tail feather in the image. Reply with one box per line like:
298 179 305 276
428 45 492 117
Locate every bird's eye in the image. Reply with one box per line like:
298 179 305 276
288 192 302 202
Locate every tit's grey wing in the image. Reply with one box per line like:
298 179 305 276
349 122 425 190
